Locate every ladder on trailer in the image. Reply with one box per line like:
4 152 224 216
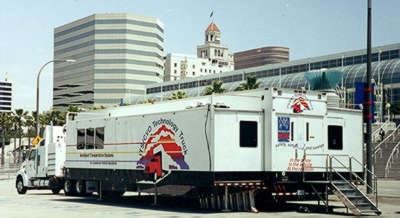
303 154 381 216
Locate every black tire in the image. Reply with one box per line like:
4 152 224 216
64 180 76 196
16 177 27 194
75 180 86 196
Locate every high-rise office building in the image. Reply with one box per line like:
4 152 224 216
234 46 289 70
53 13 164 108
0 78 12 112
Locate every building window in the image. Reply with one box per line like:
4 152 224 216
95 127 104 149
192 72 195 76
239 121 258 148
328 125 343 150
192 64 195 69
213 70 216 73
86 128 94 149
174 63 177 67
200 69 202 72
174 70 177 74
77 129 85 150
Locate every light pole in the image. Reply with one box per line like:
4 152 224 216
365 0 373 194
35 59 75 137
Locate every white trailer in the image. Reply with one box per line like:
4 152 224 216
16 126 66 194
16 88 380 215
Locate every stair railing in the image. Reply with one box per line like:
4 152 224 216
303 153 378 207
374 123 400 159
384 140 400 178
330 155 378 208
372 121 389 143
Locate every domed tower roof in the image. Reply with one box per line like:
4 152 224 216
205 22 220 32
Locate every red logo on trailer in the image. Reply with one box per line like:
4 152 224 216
289 96 311 113
137 122 189 173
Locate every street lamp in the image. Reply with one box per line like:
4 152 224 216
35 59 75 137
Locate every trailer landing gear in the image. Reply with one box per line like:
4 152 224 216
199 187 258 212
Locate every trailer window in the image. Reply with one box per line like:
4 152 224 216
95 127 104 149
306 122 309 142
86 128 95 149
328 125 343 150
291 122 294 141
77 129 85 150
240 121 258 147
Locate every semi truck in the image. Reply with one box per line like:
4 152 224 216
16 88 380 215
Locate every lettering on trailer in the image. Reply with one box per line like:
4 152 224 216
287 158 314 171
275 143 324 151
137 118 189 170
79 152 114 158
288 94 312 113
278 117 290 142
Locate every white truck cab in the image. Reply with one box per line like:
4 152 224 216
16 126 66 194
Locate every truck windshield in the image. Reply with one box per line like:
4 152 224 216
29 150 37 160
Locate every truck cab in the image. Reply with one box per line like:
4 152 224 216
16 126 66 194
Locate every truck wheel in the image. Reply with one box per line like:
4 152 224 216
64 180 76 196
16 177 27 194
75 180 86 196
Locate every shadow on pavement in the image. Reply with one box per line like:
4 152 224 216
51 194 353 216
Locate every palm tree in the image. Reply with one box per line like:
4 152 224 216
139 99 156 104
88 105 107 110
168 91 187 100
204 80 226 95
13 109 28 163
24 113 35 150
67 105 83 113
0 112 12 165
41 110 65 126
235 76 261 91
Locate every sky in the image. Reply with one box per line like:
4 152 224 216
0 0 399 112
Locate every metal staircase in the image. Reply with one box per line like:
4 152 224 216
331 181 379 215
304 154 381 216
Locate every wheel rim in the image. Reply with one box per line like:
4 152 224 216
17 180 23 192
64 181 70 193
76 181 81 193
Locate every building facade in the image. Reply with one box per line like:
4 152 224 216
128 43 400 108
0 79 12 112
164 22 234 82
234 46 289 70
53 13 164 108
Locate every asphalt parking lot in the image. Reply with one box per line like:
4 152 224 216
0 178 400 218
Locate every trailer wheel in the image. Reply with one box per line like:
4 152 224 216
64 180 76 196
16 177 27 194
75 180 86 196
